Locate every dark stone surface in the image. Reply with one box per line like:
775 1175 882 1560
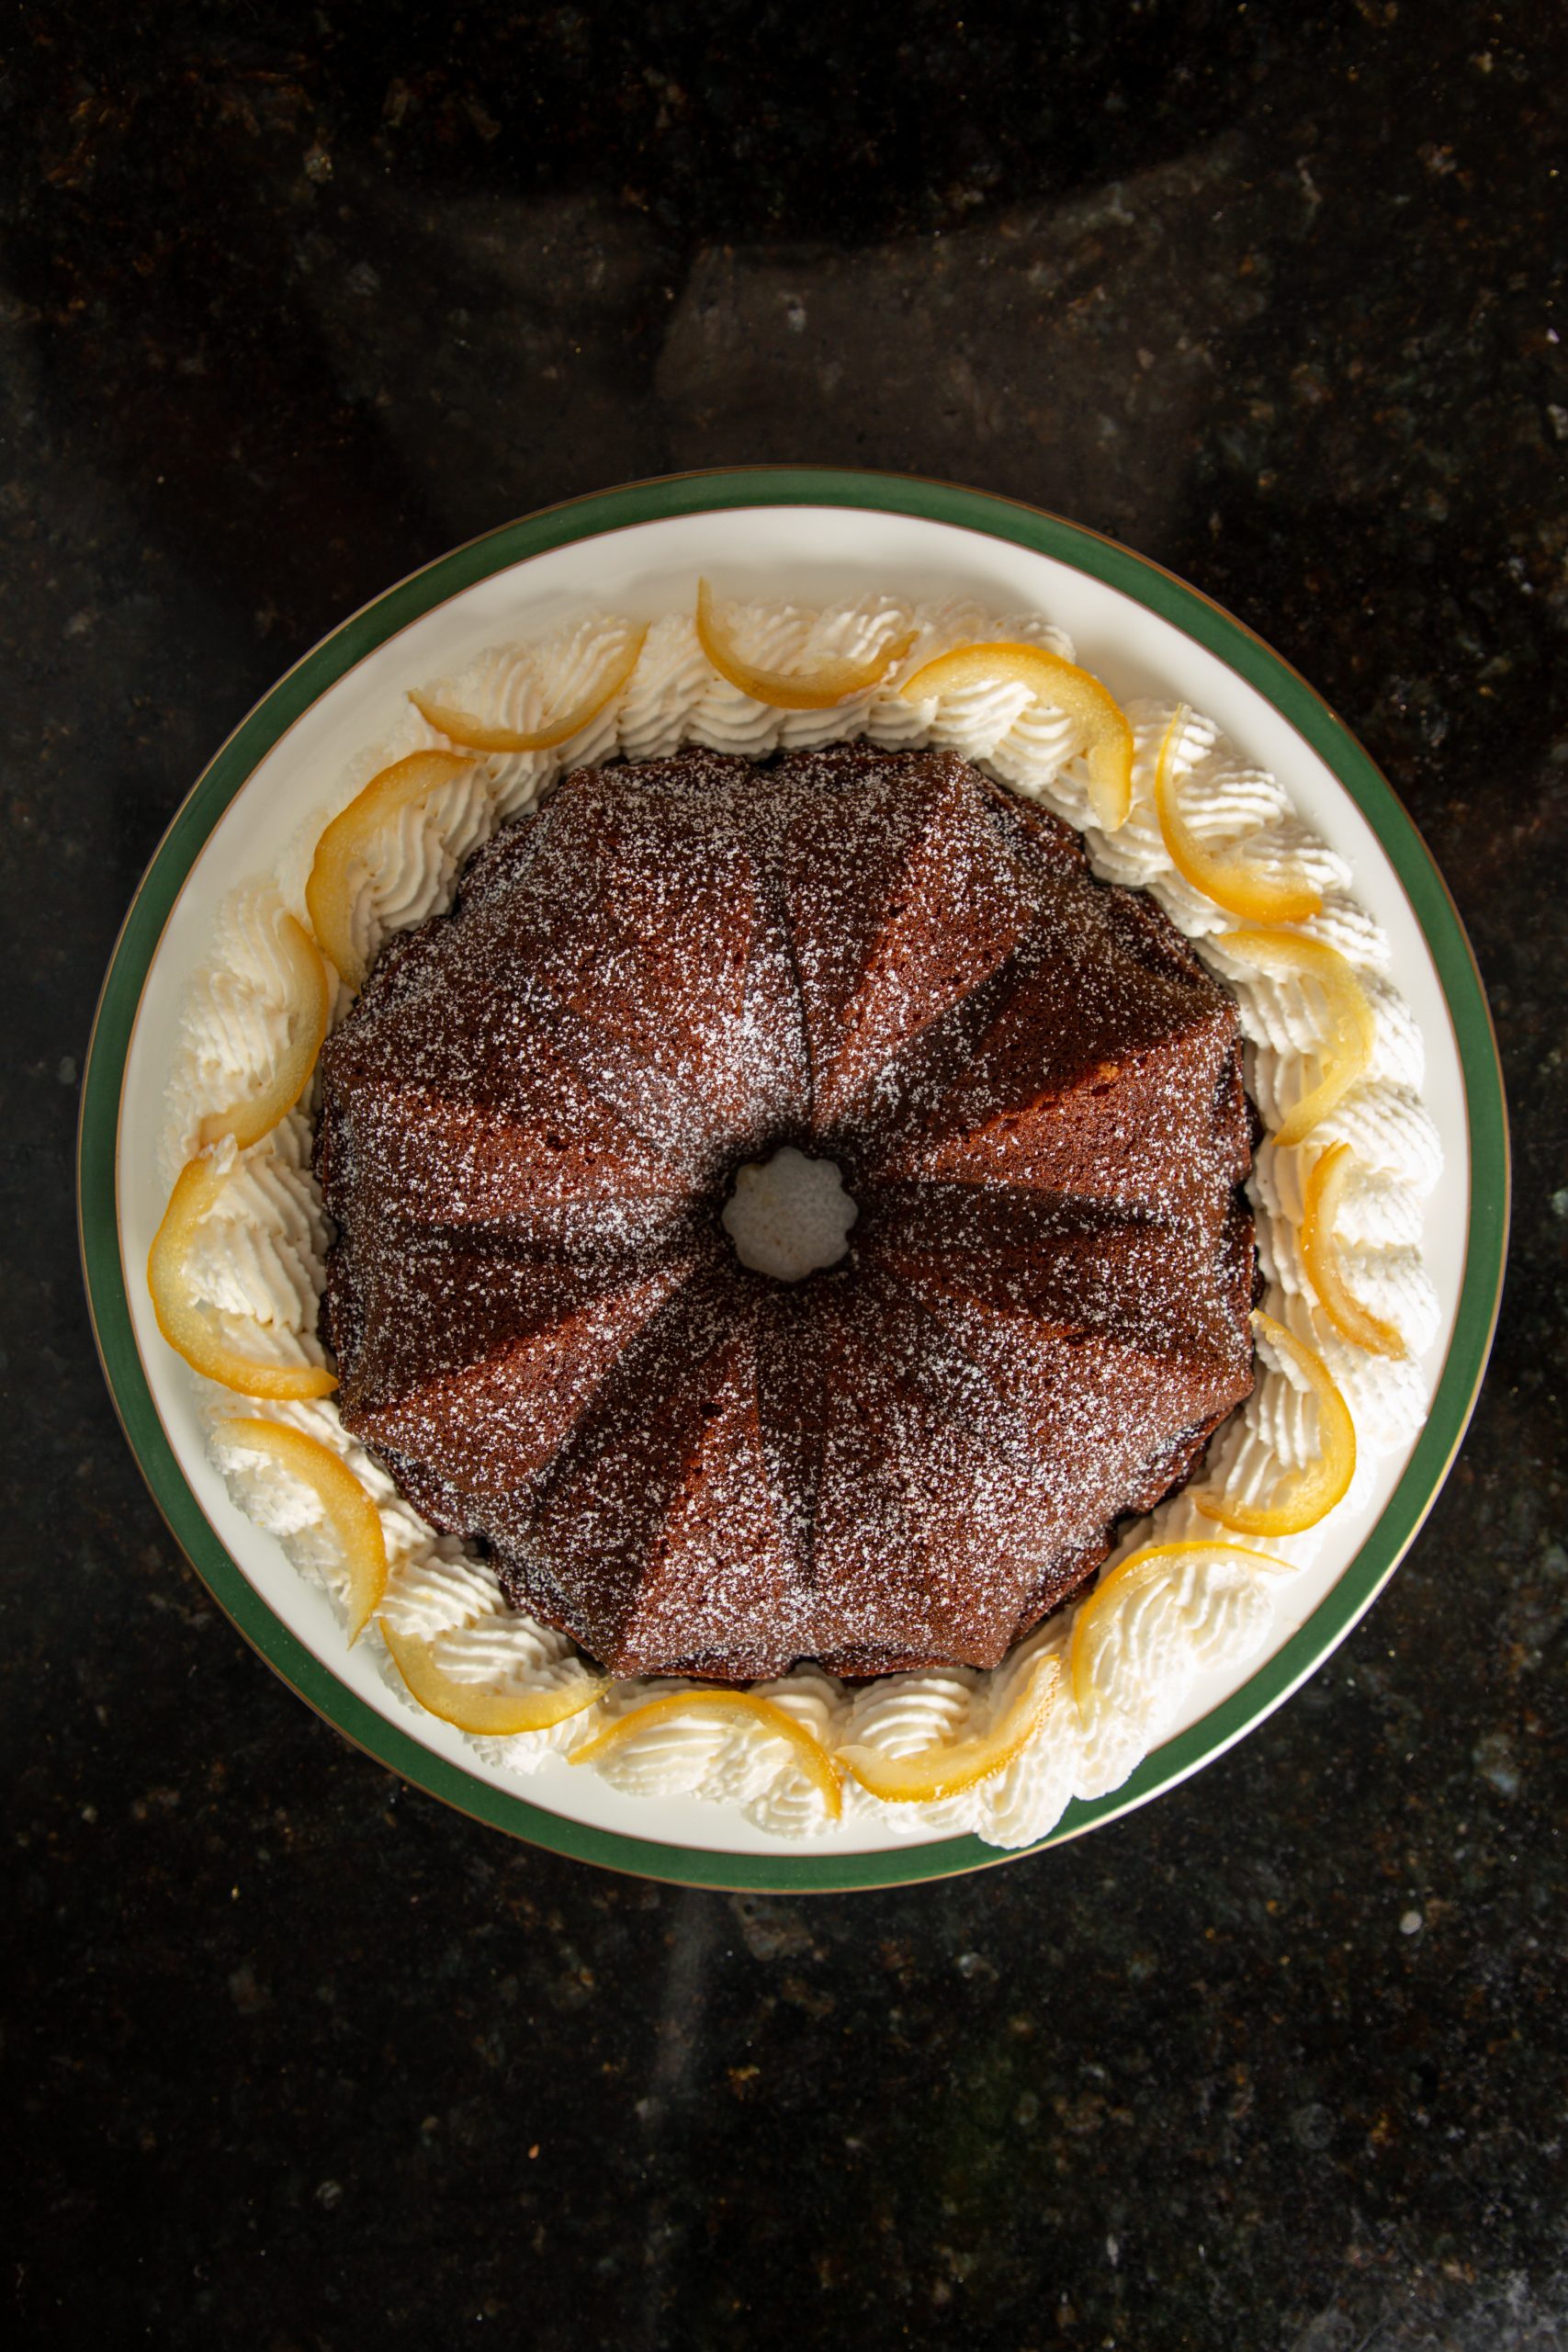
4 5 1565 2346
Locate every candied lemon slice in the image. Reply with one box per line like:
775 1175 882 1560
409 627 648 752
197 913 331 1153
1216 927 1376 1148
1068 1539 1288 1718
1301 1141 1406 1358
148 1153 338 1399
695 579 915 712
381 1622 607 1736
216 1418 386 1640
839 1652 1063 1805
898 639 1134 831
1153 707 1322 925
571 1690 843 1818
1195 1309 1357 1536
305 749 476 990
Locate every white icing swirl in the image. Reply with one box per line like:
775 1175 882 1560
1071 1554 1278 1799
161 592 1443 1850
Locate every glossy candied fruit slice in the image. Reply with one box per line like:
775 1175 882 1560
838 1651 1063 1805
695 579 915 711
408 626 648 752
570 1690 843 1819
1301 1140 1406 1358
305 749 476 990
216 1417 386 1640
148 1152 339 1399
898 639 1134 831
1068 1538 1289 1718
1195 1309 1357 1536
1215 926 1376 1149
380 1622 607 1735
1153 706 1322 925
197 913 332 1153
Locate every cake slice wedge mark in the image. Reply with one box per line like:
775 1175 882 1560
784 1277 1108 1672
802 762 1043 1128
799 780 1089 1140
333 1246 705 1498
481 762 807 1147
851 1182 1257 1576
317 1074 702 1232
870 1204 1253 1368
503 1265 809 1679
751 1285 830 1601
766 752 965 1105
847 862 1247 1198
868 1000 1247 1221
840 1261 1046 1476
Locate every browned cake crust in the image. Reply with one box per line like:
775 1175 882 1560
315 744 1257 1679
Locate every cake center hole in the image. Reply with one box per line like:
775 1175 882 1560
721 1147 858 1283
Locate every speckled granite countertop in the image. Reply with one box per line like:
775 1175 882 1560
6 6 1566 2346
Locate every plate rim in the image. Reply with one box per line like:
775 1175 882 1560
77 464 1510 1894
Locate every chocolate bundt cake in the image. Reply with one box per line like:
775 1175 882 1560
315 744 1258 1681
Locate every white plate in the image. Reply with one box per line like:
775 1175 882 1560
82 472 1506 1890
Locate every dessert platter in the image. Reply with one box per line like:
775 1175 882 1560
79 470 1506 1891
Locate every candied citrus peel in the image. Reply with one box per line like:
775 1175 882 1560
196 913 331 1153
217 1418 386 1640
695 579 915 712
148 1152 338 1399
571 1690 844 1819
1301 1140 1406 1358
1195 1309 1358 1536
838 1652 1063 1805
409 626 648 752
1153 707 1322 926
1215 927 1376 1148
380 1622 607 1736
1068 1538 1288 1719
898 639 1134 831
305 749 476 991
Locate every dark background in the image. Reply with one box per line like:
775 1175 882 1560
6 3 1567 2346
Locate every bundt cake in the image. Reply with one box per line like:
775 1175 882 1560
315 742 1258 1681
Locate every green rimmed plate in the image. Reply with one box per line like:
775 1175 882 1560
78 469 1507 1892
